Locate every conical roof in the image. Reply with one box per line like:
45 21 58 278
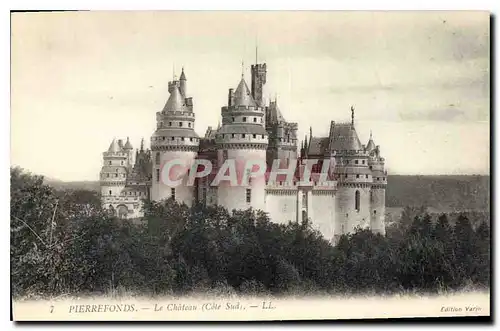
162 85 185 112
366 138 376 151
123 137 133 150
329 123 363 151
233 78 257 107
180 67 186 80
269 101 285 123
107 138 120 153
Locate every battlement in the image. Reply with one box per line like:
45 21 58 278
103 151 128 158
221 105 264 113
158 111 195 119
331 150 370 156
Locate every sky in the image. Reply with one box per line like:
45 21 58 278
11 11 490 181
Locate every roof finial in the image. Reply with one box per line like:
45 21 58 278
310 126 312 139
351 105 355 126
241 60 244 78
370 130 373 140
256 45 258 64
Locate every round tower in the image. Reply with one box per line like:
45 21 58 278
330 118 373 235
150 71 199 206
366 135 387 235
100 138 128 208
216 74 268 212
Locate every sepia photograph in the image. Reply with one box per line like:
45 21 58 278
10 10 491 321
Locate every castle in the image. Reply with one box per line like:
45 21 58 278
100 61 388 241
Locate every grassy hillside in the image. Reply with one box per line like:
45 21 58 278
43 175 490 211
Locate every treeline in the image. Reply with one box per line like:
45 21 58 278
386 175 490 211
11 167 490 298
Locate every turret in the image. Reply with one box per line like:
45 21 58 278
215 69 268 211
123 137 134 168
151 70 199 206
251 63 267 107
179 67 187 98
100 138 128 200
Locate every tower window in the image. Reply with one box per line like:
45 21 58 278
121 161 124 165
179 122 183 127
181 137 184 141
156 152 160 165
355 160 359 164
108 161 112 165
261 135 264 139
156 169 160 182
188 122 191 128
362 160 365 164
374 210 377 216
109 190 112 195
171 188 176 200
242 134 246 138
232 117 235 122
356 174 360 178
243 117 247 122
365 174 368 178
162 136 165 140
232 134 235 138
345 174 348 178
107 174 109 178
160 121 164 127
168 122 172 126
190 137 193 142
253 117 257 123
171 137 175 140
355 190 360 212
246 189 251 203
252 134 256 138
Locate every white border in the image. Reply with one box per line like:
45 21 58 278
2 2 498 330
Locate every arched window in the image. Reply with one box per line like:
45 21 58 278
155 152 160 165
355 190 360 212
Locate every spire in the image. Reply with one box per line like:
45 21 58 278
241 60 244 78
124 136 133 150
351 105 355 127
140 138 144 152
107 138 120 153
163 85 185 112
309 126 313 139
180 67 186 80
